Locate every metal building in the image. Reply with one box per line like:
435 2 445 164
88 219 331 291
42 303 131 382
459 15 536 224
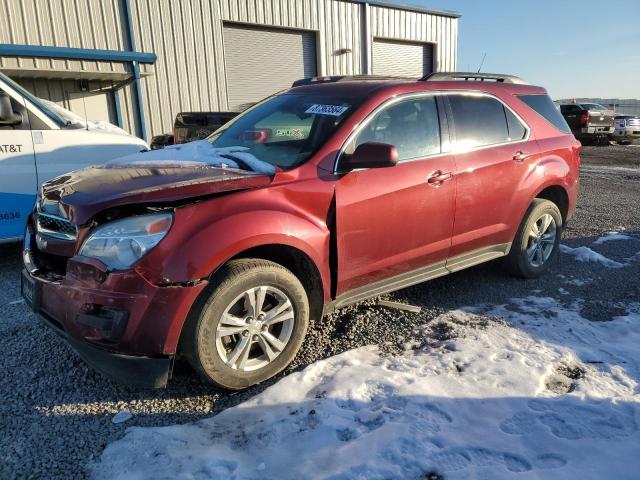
0 0 460 140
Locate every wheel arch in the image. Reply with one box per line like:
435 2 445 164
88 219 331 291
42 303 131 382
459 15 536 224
225 244 325 324
535 184 569 223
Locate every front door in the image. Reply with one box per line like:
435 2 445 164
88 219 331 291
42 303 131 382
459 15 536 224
335 94 456 296
0 86 36 240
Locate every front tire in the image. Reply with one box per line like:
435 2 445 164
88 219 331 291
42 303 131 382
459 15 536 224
182 259 309 390
506 199 562 278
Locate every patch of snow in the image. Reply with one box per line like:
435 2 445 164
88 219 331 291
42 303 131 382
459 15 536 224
560 244 624 268
92 298 640 480
107 140 276 175
593 232 633 245
111 411 133 425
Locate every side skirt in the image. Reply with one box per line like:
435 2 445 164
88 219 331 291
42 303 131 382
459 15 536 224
323 243 511 314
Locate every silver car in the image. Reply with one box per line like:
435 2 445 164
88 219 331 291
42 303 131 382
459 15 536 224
612 114 640 144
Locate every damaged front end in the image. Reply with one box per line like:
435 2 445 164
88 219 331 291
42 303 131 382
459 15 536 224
23 206 209 387
21 163 274 387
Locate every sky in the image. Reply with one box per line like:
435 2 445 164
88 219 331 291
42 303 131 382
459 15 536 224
412 0 640 99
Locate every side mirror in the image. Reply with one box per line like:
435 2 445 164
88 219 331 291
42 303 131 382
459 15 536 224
0 92 22 126
341 142 399 170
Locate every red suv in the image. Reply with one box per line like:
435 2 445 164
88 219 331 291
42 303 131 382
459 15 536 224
22 72 580 389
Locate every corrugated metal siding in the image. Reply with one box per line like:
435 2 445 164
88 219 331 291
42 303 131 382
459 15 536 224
1 0 458 138
223 24 317 110
0 0 129 74
131 0 457 136
369 5 457 71
15 77 116 122
129 0 228 138
372 39 432 77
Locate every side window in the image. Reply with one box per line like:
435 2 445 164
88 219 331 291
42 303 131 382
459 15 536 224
351 96 441 161
448 95 511 149
505 108 527 141
0 89 30 131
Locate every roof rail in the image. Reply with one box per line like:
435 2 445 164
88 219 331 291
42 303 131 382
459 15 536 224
292 75 414 87
421 72 528 85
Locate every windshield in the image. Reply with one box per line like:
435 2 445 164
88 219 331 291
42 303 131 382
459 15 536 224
581 103 608 111
207 93 355 169
0 71 66 127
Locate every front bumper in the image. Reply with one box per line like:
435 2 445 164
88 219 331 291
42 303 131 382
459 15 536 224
578 126 613 136
37 308 173 388
22 244 208 387
612 127 640 139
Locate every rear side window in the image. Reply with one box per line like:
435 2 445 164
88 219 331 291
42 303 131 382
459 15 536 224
448 95 513 149
505 108 527 141
518 94 571 133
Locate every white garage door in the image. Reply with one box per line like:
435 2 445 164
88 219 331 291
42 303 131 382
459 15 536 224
372 39 433 78
223 24 317 111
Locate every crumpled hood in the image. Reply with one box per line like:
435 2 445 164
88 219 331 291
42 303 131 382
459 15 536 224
40 163 272 225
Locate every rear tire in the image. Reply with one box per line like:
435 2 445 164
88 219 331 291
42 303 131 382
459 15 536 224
182 259 309 390
505 199 562 278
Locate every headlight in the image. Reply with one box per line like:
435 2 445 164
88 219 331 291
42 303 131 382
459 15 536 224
79 213 173 270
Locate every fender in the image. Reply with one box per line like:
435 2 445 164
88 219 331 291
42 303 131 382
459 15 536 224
512 149 576 233
137 206 332 300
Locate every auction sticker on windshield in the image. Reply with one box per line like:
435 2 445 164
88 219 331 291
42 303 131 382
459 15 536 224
305 104 349 116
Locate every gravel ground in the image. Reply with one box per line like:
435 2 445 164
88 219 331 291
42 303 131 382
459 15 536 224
1 146 639 479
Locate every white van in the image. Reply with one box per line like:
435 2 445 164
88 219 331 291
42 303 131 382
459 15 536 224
0 71 148 242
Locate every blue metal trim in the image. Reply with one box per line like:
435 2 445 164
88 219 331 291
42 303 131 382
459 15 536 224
132 62 147 140
0 44 156 64
123 0 147 141
112 90 123 128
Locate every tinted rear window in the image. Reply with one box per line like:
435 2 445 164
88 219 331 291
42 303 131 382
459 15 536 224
518 95 571 133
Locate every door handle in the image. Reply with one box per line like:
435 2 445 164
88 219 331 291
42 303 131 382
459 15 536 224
513 151 530 162
427 171 453 185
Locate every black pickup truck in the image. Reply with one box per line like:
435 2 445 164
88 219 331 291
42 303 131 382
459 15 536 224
150 111 239 149
559 103 615 144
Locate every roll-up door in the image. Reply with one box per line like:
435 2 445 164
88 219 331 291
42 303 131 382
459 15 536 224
372 39 433 78
223 24 317 111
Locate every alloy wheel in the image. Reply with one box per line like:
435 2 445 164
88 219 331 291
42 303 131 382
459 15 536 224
215 286 295 372
526 213 557 268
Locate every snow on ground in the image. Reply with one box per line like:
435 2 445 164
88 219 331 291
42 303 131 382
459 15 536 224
559 244 625 268
593 231 633 245
91 295 640 480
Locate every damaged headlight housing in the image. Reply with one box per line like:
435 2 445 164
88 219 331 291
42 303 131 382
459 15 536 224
80 213 173 270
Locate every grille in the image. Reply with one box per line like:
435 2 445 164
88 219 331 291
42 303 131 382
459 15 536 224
36 213 77 240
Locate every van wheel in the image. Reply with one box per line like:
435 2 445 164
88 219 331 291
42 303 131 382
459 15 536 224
182 259 309 390
506 199 562 278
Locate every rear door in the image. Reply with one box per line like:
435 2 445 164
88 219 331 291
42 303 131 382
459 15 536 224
445 93 538 262
0 85 36 240
335 94 456 297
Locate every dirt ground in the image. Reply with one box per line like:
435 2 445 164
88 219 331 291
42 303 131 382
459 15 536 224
580 144 640 168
